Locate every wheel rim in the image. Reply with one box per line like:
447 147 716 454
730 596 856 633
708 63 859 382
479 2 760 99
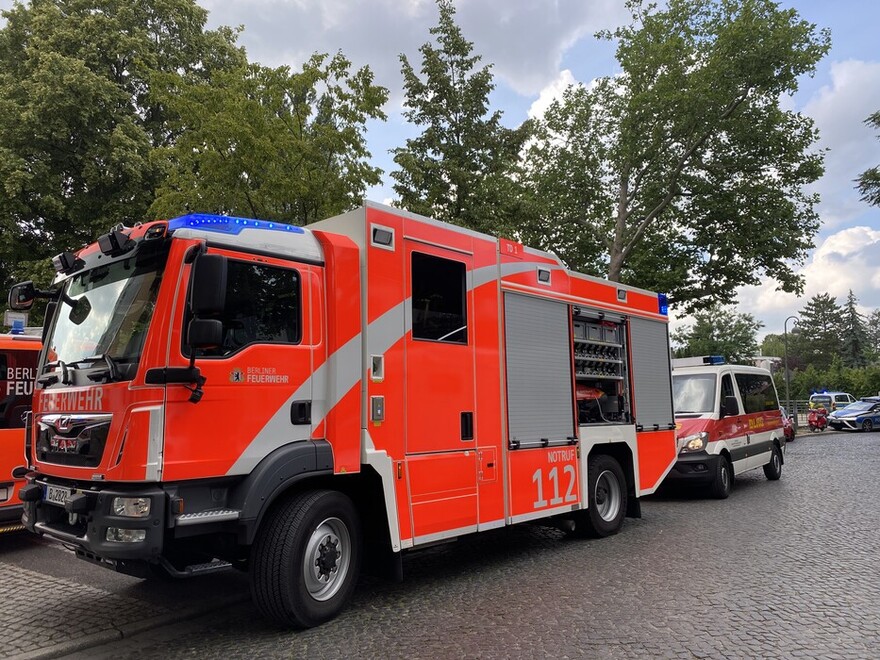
303 517 351 602
864 420 873 432
594 469 622 522
772 450 780 472
721 462 730 491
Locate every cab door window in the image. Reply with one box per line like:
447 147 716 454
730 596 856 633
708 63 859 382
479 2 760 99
186 260 301 358
720 374 739 415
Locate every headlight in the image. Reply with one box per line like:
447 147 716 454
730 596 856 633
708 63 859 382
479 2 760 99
112 496 151 518
679 432 709 453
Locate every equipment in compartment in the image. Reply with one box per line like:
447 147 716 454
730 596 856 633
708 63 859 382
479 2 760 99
572 313 630 424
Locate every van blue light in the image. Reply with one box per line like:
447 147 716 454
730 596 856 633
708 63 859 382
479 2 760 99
168 213 304 236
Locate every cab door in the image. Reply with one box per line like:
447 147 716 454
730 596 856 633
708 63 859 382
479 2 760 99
403 242 478 540
161 249 321 481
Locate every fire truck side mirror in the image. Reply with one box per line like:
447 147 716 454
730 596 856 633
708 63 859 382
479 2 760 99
190 254 227 317
8 281 37 310
187 319 223 349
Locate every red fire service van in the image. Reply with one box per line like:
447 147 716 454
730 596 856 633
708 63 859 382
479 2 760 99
667 356 785 498
0 331 40 533
10 202 679 628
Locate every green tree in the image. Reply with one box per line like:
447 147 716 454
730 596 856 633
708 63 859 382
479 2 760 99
797 293 842 370
0 0 243 288
671 304 762 363
839 290 868 368
150 54 388 224
522 0 829 310
865 309 880 364
857 111 880 207
391 0 532 234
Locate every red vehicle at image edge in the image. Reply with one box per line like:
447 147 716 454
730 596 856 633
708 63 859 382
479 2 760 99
0 332 41 533
9 202 679 628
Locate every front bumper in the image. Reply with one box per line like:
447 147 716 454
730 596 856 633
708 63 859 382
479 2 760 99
20 478 165 561
665 451 720 485
828 418 861 431
0 503 24 527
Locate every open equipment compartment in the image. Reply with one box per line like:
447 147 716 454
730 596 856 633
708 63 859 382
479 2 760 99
572 307 631 425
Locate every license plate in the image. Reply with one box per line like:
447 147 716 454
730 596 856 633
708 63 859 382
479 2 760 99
45 484 73 506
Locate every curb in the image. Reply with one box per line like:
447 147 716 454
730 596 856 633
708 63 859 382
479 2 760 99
11 593 249 660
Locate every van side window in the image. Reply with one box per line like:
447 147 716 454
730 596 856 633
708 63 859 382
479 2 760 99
735 373 779 414
411 252 468 343
720 374 738 415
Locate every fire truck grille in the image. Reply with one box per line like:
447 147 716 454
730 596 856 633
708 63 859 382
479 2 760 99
36 414 113 468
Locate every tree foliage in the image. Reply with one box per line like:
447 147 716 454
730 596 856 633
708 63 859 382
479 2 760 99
795 293 842 371
150 53 388 224
391 0 532 234
857 111 880 207
670 303 762 363
0 0 244 288
521 0 830 311
839 290 869 368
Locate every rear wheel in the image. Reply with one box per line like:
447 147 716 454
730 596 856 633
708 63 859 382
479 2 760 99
863 419 874 432
251 490 361 628
570 454 627 538
763 444 783 480
709 455 733 499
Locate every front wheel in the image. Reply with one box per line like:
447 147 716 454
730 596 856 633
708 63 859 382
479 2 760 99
709 455 733 499
863 419 874 432
570 454 627 538
251 490 361 628
763 444 783 480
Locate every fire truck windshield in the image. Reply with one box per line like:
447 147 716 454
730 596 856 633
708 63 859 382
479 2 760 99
44 254 165 379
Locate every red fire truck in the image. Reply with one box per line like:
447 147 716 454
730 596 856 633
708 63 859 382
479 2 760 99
0 332 40 533
10 202 678 627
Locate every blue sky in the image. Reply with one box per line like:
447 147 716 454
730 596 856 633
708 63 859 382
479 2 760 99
2 0 878 338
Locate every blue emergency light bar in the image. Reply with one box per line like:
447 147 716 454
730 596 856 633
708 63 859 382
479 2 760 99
658 293 669 315
168 213 304 236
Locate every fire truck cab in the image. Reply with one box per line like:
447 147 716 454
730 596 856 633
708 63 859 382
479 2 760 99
0 331 40 532
11 202 678 628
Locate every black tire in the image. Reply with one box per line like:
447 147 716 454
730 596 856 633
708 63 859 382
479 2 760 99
863 419 874 432
763 444 783 481
251 490 361 628
709 455 733 499
571 454 627 538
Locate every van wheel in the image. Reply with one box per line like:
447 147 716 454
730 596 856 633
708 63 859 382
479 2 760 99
571 455 627 538
709 456 733 499
251 490 361 628
763 445 783 480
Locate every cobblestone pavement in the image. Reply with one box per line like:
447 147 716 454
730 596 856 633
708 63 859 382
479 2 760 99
10 430 880 659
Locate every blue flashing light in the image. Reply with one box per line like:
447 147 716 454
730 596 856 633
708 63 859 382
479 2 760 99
10 320 24 335
705 355 725 365
167 213 304 236
658 293 669 316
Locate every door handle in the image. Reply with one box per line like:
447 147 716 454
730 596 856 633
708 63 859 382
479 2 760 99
290 400 312 425
461 411 474 441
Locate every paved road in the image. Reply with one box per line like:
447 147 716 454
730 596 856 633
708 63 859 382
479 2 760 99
4 430 880 659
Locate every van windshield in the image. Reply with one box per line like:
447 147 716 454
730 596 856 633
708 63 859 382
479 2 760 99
673 374 717 415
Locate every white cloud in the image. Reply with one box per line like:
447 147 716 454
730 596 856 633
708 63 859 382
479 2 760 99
801 59 880 230
737 225 880 335
528 69 576 119
200 0 628 104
